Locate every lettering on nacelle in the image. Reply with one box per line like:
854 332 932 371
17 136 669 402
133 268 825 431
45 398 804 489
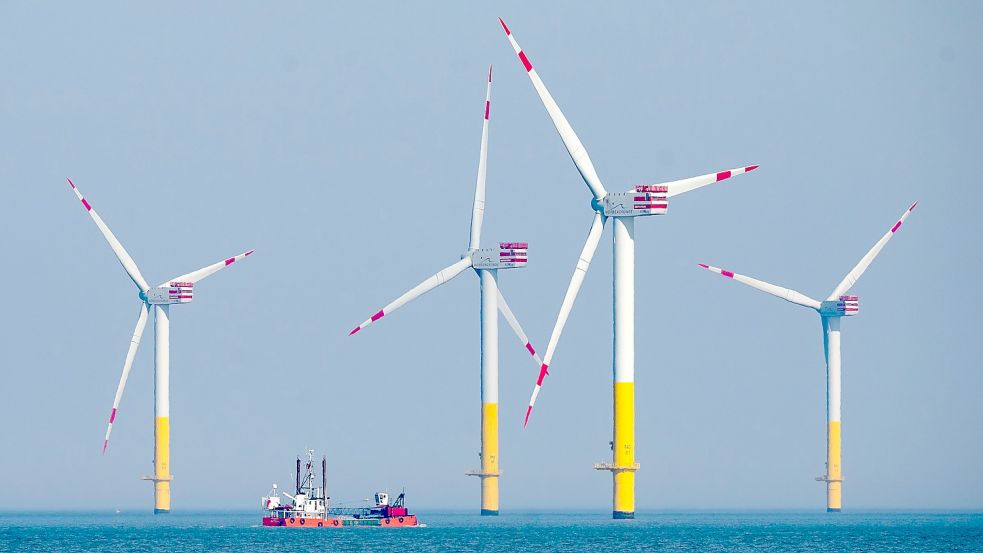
601 191 668 217
145 285 195 304
819 296 860 317
471 243 529 270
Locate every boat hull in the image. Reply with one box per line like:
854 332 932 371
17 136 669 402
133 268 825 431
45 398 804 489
263 515 418 527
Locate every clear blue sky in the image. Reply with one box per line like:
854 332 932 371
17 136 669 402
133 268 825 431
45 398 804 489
1 2 980 511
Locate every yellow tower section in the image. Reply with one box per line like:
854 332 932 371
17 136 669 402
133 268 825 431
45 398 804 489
612 382 636 517
826 421 842 511
480 402 500 515
152 416 172 513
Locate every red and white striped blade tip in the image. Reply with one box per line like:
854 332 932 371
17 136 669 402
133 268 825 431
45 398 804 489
698 263 734 278
348 326 361 336
67 177 76 189
498 17 510 35
909 201 918 211
102 439 108 454
224 250 254 266
524 364 550 427
488 64 492 82
715 165 758 182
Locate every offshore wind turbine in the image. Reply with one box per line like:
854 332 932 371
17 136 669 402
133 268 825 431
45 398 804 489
348 67 542 516
66 178 253 514
698 202 917 512
499 19 757 519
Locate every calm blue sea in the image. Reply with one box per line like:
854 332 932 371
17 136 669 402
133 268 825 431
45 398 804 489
1 511 981 552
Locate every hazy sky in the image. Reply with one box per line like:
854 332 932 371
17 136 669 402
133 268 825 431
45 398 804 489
1 2 981 511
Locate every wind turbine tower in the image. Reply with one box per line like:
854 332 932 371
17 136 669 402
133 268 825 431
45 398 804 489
500 19 757 519
699 202 917 511
67 178 253 513
349 68 542 516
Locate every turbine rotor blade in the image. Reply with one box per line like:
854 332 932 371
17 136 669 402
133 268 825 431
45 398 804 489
103 303 149 454
698 263 821 310
497 289 544 368
468 66 493 251
67 178 151 292
525 212 607 426
162 250 255 286
662 165 759 198
499 19 608 201
349 257 473 335
827 202 918 300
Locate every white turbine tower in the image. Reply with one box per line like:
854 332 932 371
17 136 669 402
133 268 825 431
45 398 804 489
698 202 917 512
500 19 757 519
66 178 253 514
348 67 542 516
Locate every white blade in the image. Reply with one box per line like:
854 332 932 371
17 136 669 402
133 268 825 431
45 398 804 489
468 66 493 251
525 212 607 426
102 303 149 454
162 250 255 286
500 19 607 201
698 263 821 310
497 289 544 369
661 165 759 198
827 202 918 300
67 178 150 292
349 257 473 335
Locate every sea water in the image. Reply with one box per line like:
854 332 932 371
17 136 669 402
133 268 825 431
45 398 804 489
1 511 981 552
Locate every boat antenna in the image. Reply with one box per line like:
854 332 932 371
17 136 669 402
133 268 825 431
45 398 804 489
296 456 301 495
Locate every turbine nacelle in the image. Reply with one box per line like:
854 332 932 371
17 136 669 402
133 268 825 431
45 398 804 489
143 282 195 305
819 296 860 317
589 186 669 217
471 242 529 270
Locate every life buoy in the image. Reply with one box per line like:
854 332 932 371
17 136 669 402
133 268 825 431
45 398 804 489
333 520 340 527
289 518 295 524
384 518 391 525
398 517 404 523
300 518 306 525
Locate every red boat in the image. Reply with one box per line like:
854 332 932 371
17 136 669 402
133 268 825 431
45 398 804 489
261 450 418 528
